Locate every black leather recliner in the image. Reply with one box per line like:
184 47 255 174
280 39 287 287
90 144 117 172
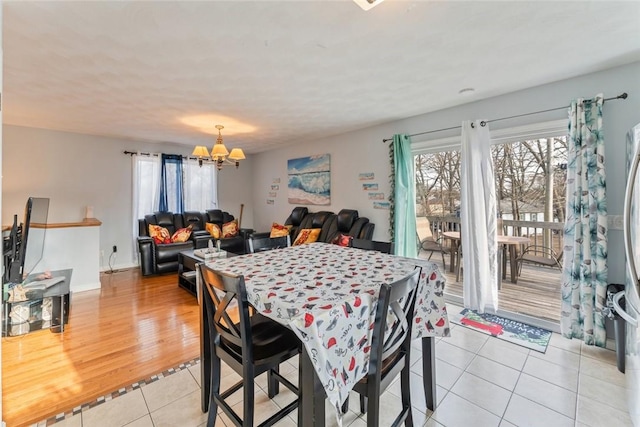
296 210 335 242
284 206 308 241
323 209 375 242
182 211 213 248
281 206 375 243
202 210 247 255
138 212 194 276
137 209 247 276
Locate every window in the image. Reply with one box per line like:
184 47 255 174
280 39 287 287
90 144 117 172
183 158 218 211
413 120 568 227
131 153 218 261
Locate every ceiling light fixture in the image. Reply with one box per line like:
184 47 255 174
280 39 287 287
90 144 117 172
353 0 385 11
191 124 245 170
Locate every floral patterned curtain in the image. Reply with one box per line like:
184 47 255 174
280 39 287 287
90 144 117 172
561 94 608 347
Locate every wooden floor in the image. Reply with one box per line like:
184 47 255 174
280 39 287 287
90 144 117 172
2 269 201 427
423 254 562 323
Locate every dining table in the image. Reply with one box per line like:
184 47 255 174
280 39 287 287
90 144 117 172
442 231 530 285
198 242 450 426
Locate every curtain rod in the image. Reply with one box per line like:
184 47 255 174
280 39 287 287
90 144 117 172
382 92 628 143
123 150 213 163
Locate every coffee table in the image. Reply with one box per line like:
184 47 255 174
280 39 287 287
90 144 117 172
178 250 234 296
177 250 200 296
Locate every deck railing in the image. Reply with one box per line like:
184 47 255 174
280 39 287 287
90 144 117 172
424 215 564 259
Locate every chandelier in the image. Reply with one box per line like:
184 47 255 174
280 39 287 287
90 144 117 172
192 125 245 170
353 0 385 11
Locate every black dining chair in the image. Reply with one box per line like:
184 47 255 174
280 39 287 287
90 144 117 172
247 233 291 253
351 238 394 254
343 267 421 427
199 264 301 427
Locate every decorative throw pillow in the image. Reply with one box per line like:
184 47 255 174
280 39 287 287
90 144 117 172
292 228 321 246
206 222 221 239
171 225 192 243
222 220 239 238
331 233 352 247
149 224 171 244
270 223 292 238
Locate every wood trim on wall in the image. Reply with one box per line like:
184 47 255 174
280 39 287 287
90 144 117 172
29 218 103 229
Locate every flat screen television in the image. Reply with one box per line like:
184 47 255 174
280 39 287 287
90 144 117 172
3 197 50 284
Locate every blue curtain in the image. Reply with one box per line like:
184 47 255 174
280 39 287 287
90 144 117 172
392 134 418 257
159 154 184 213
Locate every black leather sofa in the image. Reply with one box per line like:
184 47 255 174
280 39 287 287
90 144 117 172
137 210 246 276
282 207 375 243
323 209 374 242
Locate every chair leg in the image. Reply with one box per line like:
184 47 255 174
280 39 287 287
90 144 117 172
400 365 413 427
366 394 379 427
360 395 368 414
206 356 221 426
244 373 255 427
268 365 280 398
440 252 446 271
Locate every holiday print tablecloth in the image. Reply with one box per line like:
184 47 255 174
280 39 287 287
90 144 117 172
206 242 449 411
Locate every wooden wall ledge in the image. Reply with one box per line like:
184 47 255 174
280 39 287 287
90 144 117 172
3 218 102 231
31 218 103 229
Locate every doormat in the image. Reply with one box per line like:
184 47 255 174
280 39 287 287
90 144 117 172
450 308 552 353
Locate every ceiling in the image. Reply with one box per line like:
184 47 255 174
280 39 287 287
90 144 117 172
3 1 640 154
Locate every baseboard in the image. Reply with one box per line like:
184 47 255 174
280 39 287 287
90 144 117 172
100 261 138 273
73 281 102 293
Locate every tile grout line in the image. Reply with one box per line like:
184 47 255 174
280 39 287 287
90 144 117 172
37 357 201 426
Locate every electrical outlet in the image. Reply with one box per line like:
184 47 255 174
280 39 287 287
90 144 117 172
113 245 117 253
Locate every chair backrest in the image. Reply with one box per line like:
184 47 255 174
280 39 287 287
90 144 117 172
204 209 235 228
248 234 291 253
199 265 253 361
370 268 421 373
417 217 435 241
284 206 309 240
144 211 184 236
182 211 205 231
351 238 394 254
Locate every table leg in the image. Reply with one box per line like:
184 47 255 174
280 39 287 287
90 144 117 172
422 337 437 411
501 245 506 280
200 286 211 413
449 242 457 273
497 246 503 290
299 345 326 426
510 245 518 284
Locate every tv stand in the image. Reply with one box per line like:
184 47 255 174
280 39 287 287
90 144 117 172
2 269 72 336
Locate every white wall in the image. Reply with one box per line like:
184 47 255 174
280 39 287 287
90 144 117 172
2 126 254 271
251 61 640 285
40 225 101 292
251 125 393 241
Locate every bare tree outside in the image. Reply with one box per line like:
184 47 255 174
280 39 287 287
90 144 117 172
415 136 568 227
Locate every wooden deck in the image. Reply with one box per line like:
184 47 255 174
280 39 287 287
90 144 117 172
419 253 562 324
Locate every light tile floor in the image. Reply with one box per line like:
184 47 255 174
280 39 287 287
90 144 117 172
34 315 632 427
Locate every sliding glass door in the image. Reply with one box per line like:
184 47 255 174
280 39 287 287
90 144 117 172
414 131 567 326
